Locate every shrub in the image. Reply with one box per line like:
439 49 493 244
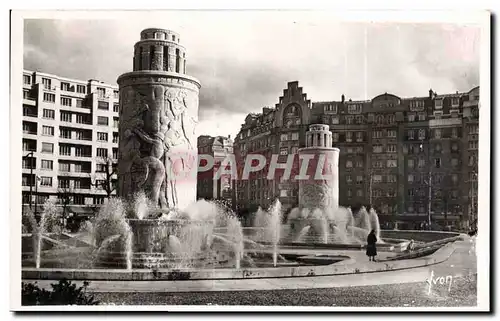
21 279 100 305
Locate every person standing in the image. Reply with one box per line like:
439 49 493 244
366 229 377 262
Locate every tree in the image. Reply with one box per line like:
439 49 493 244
22 279 99 305
90 157 117 199
57 186 75 223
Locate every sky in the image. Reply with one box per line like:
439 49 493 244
23 11 481 139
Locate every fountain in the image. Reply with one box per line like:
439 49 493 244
20 29 462 287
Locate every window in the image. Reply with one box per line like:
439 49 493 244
74 99 83 108
346 116 354 125
22 157 35 169
418 129 426 140
356 175 363 184
23 90 30 99
356 132 363 142
60 97 72 106
346 160 353 168
113 132 119 144
97 116 108 126
42 78 51 89
468 141 478 150
356 189 363 197
387 160 397 168
23 75 31 85
373 145 383 153
356 160 364 168
347 104 362 114
469 155 477 166
408 130 414 140
373 131 383 139
43 93 55 103
42 109 55 119
58 178 70 188
346 175 352 184
113 103 119 112
77 85 86 94
324 104 338 113
408 174 414 182
451 142 459 152
376 115 384 124
373 175 382 183
97 148 108 158
408 113 416 122
434 158 441 168
41 142 53 154
113 90 119 99
73 195 85 205
355 116 363 124
332 133 339 142
386 145 397 153
61 113 74 124
387 175 396 183
280 190 288 197
97 132 108 142
42 126 54 136
61 82 71 91
347 189 352 198
373 161 383 168
291 132 299 140
451 174 459 184
40 177 52 186
451 97 459 106
418 157 425 168
451 158 459 168
113 148 118 160
434 143 442 152
418 113 426 121
59 145 71 156
96 164 106 172
97 87 106 98
434 129 442 139
387 130 397 138
387 114 396 124
434 99 443 109
346 132 353 142
41 160 53 170
60 128 71 139
331 117 339 124
469 125 479 134
98 101 109 110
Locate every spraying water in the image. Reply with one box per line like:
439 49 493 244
269 200 282 267
226 216 243 269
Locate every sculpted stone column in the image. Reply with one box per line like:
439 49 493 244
118 28 200 211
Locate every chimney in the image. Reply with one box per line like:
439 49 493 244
429 89 433 98
228 134 231 139
341 94 345 103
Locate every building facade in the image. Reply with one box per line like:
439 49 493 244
22 70 120 217
197 135 234 203
233 81 480 229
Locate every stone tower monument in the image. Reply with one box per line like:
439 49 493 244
117 28 201 210
298 124 340 211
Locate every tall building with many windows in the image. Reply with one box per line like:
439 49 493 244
22 70 119 217
233 81 480 230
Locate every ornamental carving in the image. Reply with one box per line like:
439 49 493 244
118 83 199 209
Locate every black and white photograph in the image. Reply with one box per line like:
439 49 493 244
8 8 491 312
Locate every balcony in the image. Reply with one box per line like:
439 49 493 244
59 104 92 114
23 98 36 106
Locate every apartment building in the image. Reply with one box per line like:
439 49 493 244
233 81 480 230
197 135 234 204
21 70 119 217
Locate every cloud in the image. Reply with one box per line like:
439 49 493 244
23 14 481 138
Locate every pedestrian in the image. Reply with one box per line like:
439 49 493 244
366 229 377 262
